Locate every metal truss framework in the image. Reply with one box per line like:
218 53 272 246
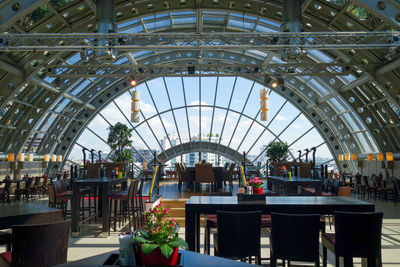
0 0 399 175
0 32 399 51
47 63 353 77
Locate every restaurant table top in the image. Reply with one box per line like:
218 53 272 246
267 176 321 182
186 195 373 207
0 203 63 229
55 249 255 267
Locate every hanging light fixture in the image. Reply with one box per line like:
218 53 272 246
386 152 394 161
377 153 384 161
260 87 269 121
131 78 140 123
367 154 374 161
44 154 50 162
351 154 357 161
7 153 15 162
51 155 57 162
57 155 63 162
27 153 34 161
18 153 25 162
345 153 350 161
338 154 344 161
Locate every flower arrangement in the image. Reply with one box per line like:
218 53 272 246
248 177 263 188
134 204 188 259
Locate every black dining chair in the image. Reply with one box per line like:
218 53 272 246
270 212 321 267
214 210 262 265
322 211 383 267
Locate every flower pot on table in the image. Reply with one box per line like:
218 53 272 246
252 187 263 194
138 243 179 266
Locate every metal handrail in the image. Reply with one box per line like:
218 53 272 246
240 165 247 187
148 165 159 202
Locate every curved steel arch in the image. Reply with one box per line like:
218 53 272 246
0 12 388 157
157 142 253 166
46 60 353 174
0 2 396 175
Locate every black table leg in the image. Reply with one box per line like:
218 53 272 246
101 184 109 237
185 206 196 251
71 183 81 237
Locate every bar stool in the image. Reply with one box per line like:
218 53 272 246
109 179 140 233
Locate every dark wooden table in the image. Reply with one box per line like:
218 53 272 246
267 176 322 195
0 203 63 229
71 177 128 237
55 249 255 266
185 196 375 252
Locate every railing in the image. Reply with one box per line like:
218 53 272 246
148 165 159 202
240 165 247 187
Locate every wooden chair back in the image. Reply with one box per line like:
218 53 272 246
11 220 70 267
216 210 261 260
334 211 383 258
195 163 215 183
47 183 56 207
271 212 320 263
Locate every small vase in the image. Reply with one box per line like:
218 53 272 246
252 188 263 194
138 244 179 266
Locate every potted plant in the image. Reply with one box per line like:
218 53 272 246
134 204 188 266
107 122 134 163
248 177 264 194
106 122 135 177
265 140 289 162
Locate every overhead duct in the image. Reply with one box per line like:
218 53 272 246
280 0 306 62
95 0 117 62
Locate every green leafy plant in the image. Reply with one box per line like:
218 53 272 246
134 204 188 258
266 140 289 162
107 122 134 162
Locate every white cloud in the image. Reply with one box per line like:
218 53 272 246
275 114 287 121
188 100 212 111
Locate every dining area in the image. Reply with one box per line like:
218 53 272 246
184 194 381 267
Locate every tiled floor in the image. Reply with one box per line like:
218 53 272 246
1 181 400 266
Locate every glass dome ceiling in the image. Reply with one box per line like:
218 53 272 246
0 0 398 174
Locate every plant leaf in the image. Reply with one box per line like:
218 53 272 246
160 244 173 258
141 243 159 256
134 236 148 243
139 230 149 238
168 238 188 249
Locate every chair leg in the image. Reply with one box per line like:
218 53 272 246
271 257 277 267
204 225 211 254
323 245 327 267
335 255 339 267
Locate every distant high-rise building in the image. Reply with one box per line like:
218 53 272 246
160 133 231 168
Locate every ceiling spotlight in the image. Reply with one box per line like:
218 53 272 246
54 77 61 89
253 67 260 73
130 77 137 87
271 81 278 88
277 77 285 86
188 66 195 75
80 48 89 62
264 75 271 86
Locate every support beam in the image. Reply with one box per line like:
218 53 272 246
85 0 96 13
29 76 96 110
339 74 372 92
376 57 400 75
126 53 138 65
0 59 23 76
